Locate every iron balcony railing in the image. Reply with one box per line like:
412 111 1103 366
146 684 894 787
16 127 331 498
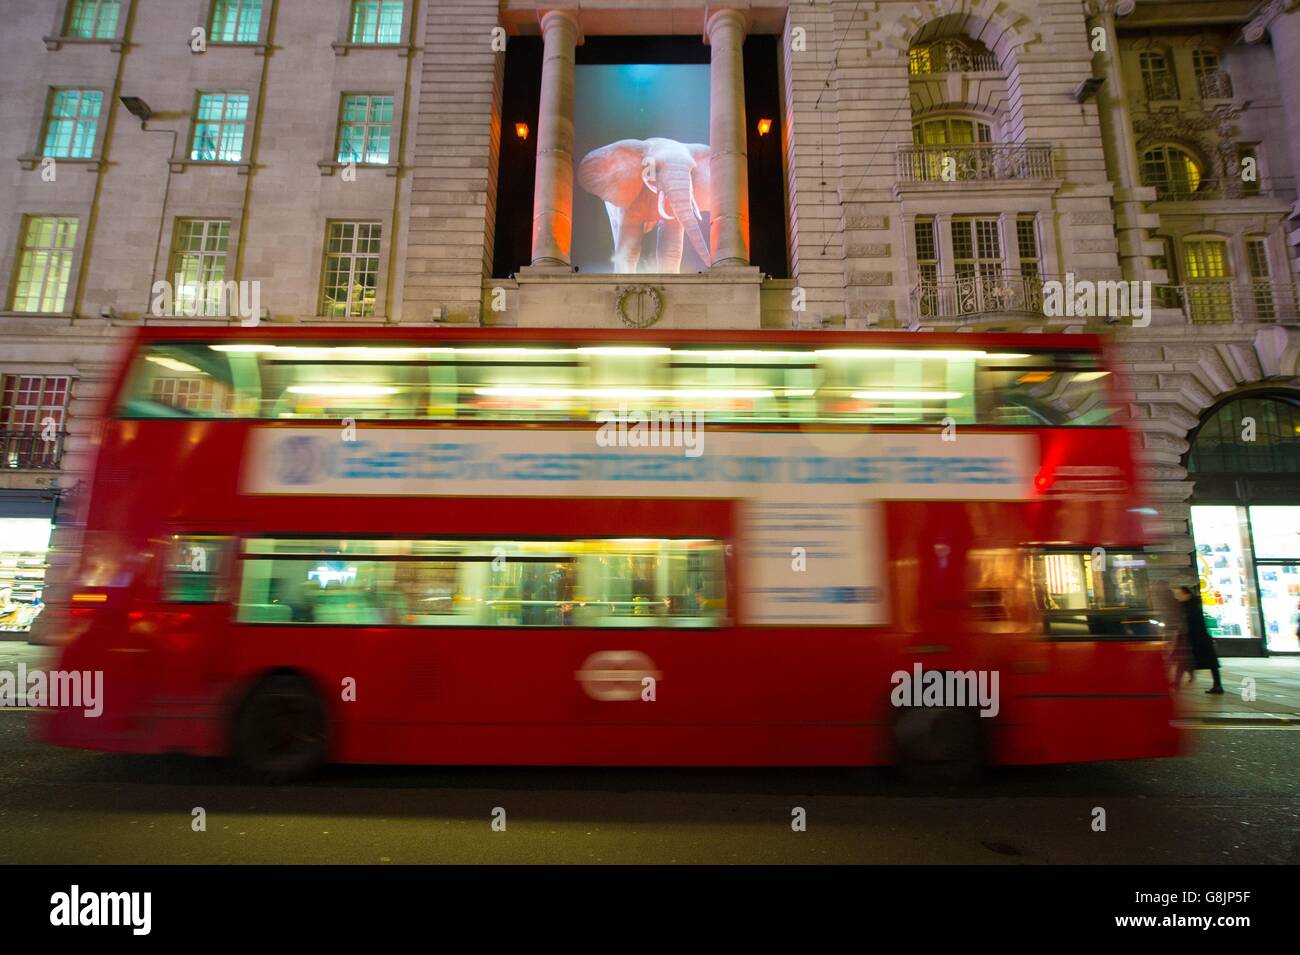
912 272 1055 323
897 143 1055 183
1 430 65 470
1146 177 1296 201
1156 281 1300 325
1197 69 1234 100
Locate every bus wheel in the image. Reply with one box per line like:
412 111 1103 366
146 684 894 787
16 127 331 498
892 706 985 784
232 673 328 783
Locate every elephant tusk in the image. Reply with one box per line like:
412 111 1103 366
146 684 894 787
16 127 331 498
657 190 673 221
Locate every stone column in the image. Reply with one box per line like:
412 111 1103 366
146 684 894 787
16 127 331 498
706 9 750 268
1247 2 1300 231
1090 0 1157 283
530 10 581 268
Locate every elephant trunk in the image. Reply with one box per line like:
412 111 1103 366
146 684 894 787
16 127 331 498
664 167 711 267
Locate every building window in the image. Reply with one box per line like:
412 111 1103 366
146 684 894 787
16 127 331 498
337 94 394 164
1245 237 1276 321
912 116 993 146
321 221 382 318
191 92 250 163
210 0 263 43
1139 50 1179 100
1140 145 1202 199
1015 215 1041 281
41 89 102 159
9 216 79 313
349 0 404 45
914 218 938 317
1182 237 1231 323
1 375 70 470
151 377 216 411
952 216 1003 286
170 219 231 316
64 0 121 39
1192 48 1232 98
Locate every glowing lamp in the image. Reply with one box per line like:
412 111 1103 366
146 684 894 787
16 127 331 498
515 122 529 141
757 118 773 136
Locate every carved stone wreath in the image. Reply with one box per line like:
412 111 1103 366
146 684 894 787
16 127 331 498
614 285 664 328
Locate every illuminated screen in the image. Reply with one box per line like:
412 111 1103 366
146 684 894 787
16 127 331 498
573 63 712 275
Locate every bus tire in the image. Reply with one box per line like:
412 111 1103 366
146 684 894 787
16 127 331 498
892 705 985 784
231 673 328 784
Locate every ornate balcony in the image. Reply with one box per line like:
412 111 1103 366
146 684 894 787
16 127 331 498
1 430 65 470
896 143 1055 183
1197 69 1234 100
1157 281 1300 325
911 272 1053 325
1146 177 1295 202
908 39 1000 75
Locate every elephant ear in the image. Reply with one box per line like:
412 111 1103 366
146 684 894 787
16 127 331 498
687 143 712 213
577 139 647 208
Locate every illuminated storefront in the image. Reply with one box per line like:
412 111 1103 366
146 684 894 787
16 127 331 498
0 492 57 634
1186 394 1300 654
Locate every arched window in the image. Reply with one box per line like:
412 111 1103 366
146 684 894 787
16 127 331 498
1139 50 1179 100
912 116 993 146
1188 395 1300 475
1140 145 1203 199
908 36 998 75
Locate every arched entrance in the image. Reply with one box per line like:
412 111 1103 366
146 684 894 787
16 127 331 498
1185 391 1300 654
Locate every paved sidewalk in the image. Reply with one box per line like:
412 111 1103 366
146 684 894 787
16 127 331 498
1173 657 1300 724
3 638 1298 723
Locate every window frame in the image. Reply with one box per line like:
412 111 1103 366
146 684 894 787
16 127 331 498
39 87 106 162
334 92 396 166
7 215 81 315
318 220 385 319
44 0 125 50
1140 144 1204 200
188 90 252 165
232 536 732 630
333 0 413 55
199 0 271 49
1138 49 1179 101
1029 547 1161 642
168 218 234 318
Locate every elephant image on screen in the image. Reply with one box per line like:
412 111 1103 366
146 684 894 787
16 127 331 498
578 138 711 274
572 64 711 274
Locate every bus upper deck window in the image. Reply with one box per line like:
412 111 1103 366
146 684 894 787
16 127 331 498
975 353 1116 426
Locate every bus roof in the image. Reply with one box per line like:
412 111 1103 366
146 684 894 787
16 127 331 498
126 324 1108 352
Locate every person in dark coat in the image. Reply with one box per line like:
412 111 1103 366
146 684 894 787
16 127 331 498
1173 586 1223 694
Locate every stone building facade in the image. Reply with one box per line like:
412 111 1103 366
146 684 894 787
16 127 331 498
0 0 1296 649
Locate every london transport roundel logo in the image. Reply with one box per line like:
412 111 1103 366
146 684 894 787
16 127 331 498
272 435 327 486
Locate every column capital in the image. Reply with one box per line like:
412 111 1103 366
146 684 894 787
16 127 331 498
704 7 749 42
538 8 583 44
1244 0 1298 43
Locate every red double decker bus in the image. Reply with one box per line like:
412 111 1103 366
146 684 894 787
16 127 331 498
38 326 1179 780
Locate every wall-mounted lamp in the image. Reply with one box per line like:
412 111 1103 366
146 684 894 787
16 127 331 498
1072 76 1104 103
120 95 153 128
515 122 529 142
757 118 773 136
